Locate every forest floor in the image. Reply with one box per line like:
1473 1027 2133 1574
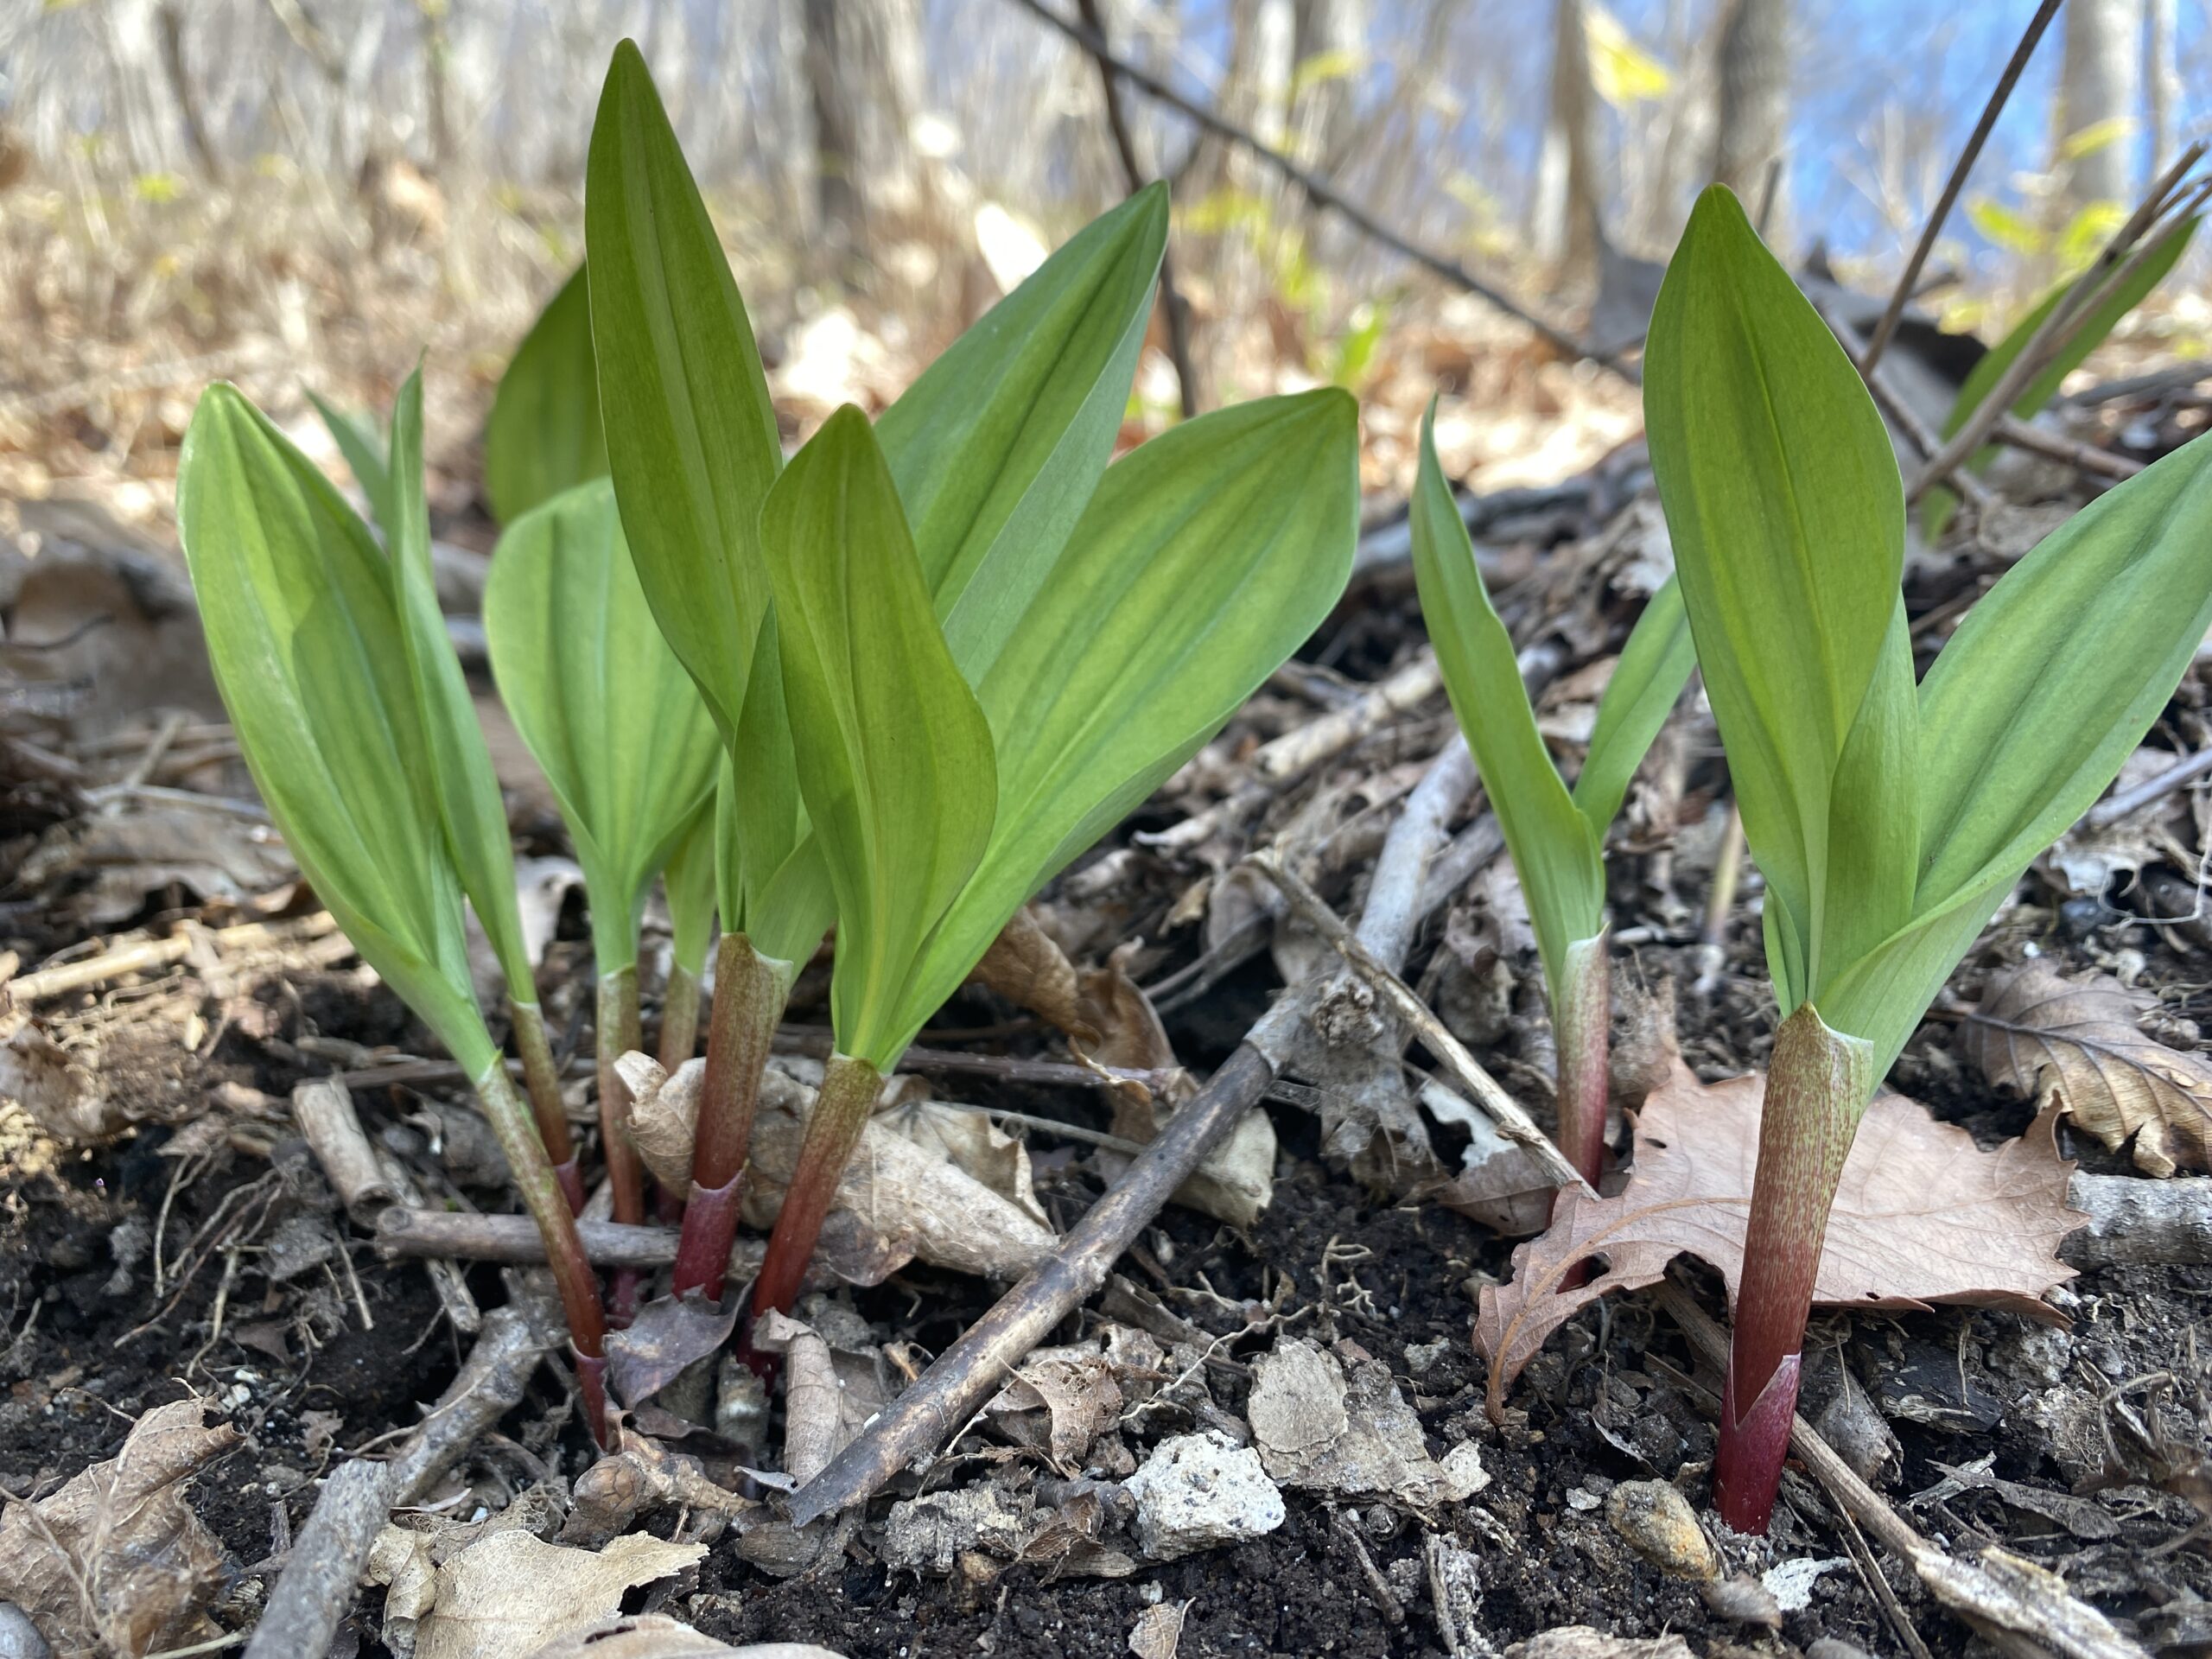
3 224 2212 1658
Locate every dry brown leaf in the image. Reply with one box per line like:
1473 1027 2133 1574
1127 1600 1191 1659
1474 1064 2082 1409
1961 958 2212 1176
1246 1337 1447 1503
0 1397 239 1658
968 906 1095 1044
389 1530 704 1659
986 1346 1124 1466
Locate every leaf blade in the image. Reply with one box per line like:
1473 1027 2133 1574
1573 575 1694 835
485 264 609 525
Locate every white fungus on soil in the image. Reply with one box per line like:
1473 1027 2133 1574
1123 1431 1285 1560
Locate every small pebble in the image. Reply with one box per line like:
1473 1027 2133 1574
0 1604 49 1659
1605 1479 1719 1580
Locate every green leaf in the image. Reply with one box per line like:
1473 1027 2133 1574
483 478 721 972
906 388 1360 1031
877 184 1166 677
1409 404 1601 989
485 264 609 525
308 391 393 536
1644 185 1918 1012
388 370 539 1000
663 795 717 980
585 38 783 747
1924 216 2198 539
1573 575 1694 837
761 406 997 1067
177 385 493 1077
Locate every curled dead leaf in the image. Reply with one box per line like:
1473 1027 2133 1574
969 906 1095 1044
1961 958 2212 1176
1474 1064 2084 1416
372 1529 704 1659
0 1397 239 1659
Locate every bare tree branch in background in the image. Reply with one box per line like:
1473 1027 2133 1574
1711 0 1792 244
2143 0 2180 195
156 5 222 181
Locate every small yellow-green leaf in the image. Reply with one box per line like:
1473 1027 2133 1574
485 264 608 525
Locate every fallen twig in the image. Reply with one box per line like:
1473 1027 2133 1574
374 1206 766 1279
2083 744 2212 830
2063 1172 2212 1268
242 1288 563 1659
10 912 340 1003
1249 847 1590 1194
1003 0 1634 379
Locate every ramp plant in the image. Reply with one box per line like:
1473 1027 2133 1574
1644 185 2212 1534
758 391 1357 1317
483 263 608 525
1409 408 1693 1194
178 385 613 1446
658 790 718 1073
584 41 1174 1308
483 477 720 1319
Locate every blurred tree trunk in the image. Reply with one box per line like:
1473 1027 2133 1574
2053 0 2139 216
2143 0 2177 194
419 0 454 171
1534 0 1600 285
155 4 219 181
1289 0 1363 170
801 0 924 267
1710 0 1790 238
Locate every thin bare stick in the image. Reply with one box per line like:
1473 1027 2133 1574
242 1291 562 1659
1004 0 1635 379
1860 0 2062 372
789 1042 1275 1524
1909 156 2208 504
1073 0 1198 416
2086 744 2212 829
1248 848 1592 1194
377 1206 766 1278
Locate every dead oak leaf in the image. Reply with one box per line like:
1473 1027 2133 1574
1961 958 2212 1177
1474 1064 2082 1416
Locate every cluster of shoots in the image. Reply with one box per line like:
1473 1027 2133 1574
179 40 1357 1449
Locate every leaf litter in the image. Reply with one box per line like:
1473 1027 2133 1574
1475 1062 2084 1410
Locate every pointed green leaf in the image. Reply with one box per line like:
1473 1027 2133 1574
586 38 783 746
388 370 539 999
485 264 609 525
1924 216 2197 539
308 391 393 536
877 184 1167 677
905 388 1360 1028
483 478 721 972
664 796 717 981
1644 186 1917 1007
762 407 997 1066
1573 575 1694 834
177 385 493 1077
1410 404 1601 989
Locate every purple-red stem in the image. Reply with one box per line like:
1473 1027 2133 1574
1713 1001 1872 1534
474 1062 611 1447
596 966 645 1328
511 997 584 1214
1551 934 1611 1291
750 1052 883 1320
671 934 786 1302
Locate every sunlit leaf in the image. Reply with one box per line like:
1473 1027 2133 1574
176 385 493 1077
1964 195 2045 257
484 479 720 972
1586 5 1671 105
484 264 608 525
1644 186 1918 1016
2059 116 2133 162
388 370 540 1000
761 407 997 1067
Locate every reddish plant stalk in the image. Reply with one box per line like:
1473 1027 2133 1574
511 997 583 1214
596 965 646 1327
671 934 786 1302
658 957 704 1074
1551 934 1611 1289
474 1063 611 1447
750 1052 883 1320
1713 1002 1872 1533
